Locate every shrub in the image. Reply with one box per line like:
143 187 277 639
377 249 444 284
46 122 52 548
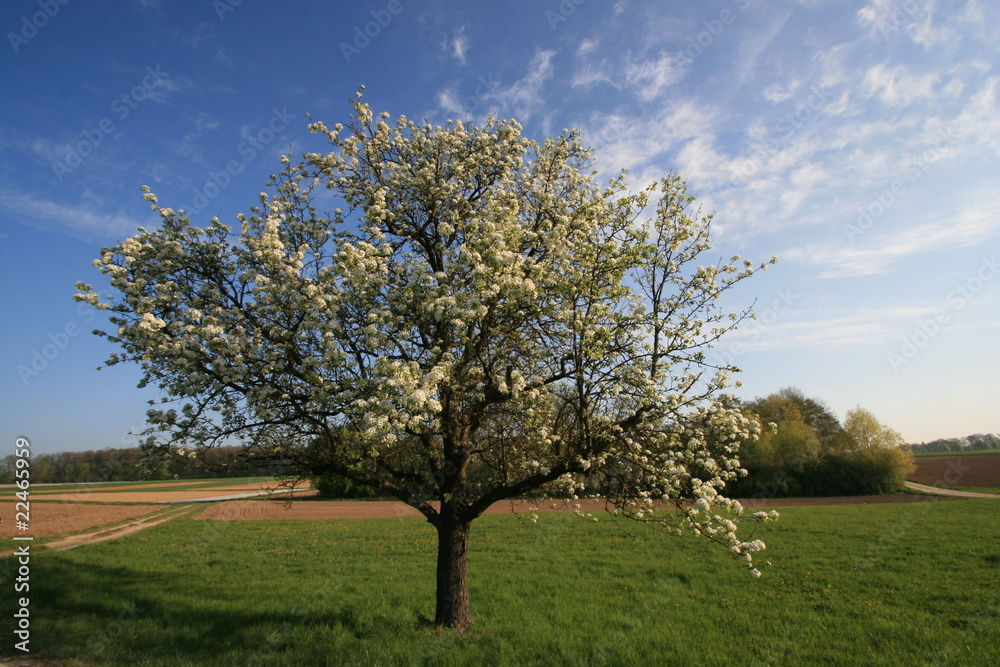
311 471 379 499
728 447 915 499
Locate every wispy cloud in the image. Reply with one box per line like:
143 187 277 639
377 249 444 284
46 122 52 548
784 205 1000 278
484 49 557 121
572 40 687 101
623 51 687 101
726 305 935 353
169 112 220 161
435 48 557 122
0 191 152 241
587 98 717 174
862 63 940 107
450 26 468 65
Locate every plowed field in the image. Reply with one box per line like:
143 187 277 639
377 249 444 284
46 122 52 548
6 481 311 504
910 452 1000 488
0 502 162 539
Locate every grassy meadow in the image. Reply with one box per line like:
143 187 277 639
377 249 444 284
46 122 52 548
2 498 999 666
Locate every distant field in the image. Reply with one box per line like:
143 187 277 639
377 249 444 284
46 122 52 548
0 476 306 503
0 477 312 542
0 476 275 496
910 452 1000 491
913 449 1000 458
2 499 998 665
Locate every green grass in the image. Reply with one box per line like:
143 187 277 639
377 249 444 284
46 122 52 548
913 449 1000 458
3 500 999 666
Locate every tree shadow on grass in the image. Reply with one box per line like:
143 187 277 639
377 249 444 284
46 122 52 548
0 553 399 666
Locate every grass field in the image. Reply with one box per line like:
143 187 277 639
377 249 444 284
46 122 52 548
2 498 998 666
913 449 1000 458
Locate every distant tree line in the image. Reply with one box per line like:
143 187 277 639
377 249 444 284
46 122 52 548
11 403 983 492
0 445 286 484
722 388 916 498
909 433 1000 453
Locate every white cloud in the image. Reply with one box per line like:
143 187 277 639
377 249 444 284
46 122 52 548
726 306 928 352
572 36 688 102
785 205 1000 278
483 49 557 121
577 37 599 56
862 63 940 107
954 76 1000 154
451 27 468 65
623 51 686 101
572 63 614 89
436 87 464 117
856 0 930 40
762 81 800 104
0 191 153 241
587 98 717 173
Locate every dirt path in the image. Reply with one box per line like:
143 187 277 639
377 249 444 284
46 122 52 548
0 505 198 558
0 502 163 539
904 481 1000 498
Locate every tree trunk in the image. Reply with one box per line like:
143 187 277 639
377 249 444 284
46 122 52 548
434 515 472 631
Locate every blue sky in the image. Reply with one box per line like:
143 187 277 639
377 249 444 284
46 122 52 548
1 0 997 454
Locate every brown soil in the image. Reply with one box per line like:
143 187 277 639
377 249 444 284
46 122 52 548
44 506 198 552
910 453 1000 488
16 482 311 504
0 502 161 539
24 479 241 492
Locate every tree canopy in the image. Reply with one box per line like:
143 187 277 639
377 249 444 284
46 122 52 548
842 406 907 452
76 93 777 629
734 389 915 498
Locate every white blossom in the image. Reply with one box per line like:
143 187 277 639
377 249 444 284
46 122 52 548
76 93 777 591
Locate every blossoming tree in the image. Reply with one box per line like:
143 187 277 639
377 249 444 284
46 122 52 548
76 93 777 630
